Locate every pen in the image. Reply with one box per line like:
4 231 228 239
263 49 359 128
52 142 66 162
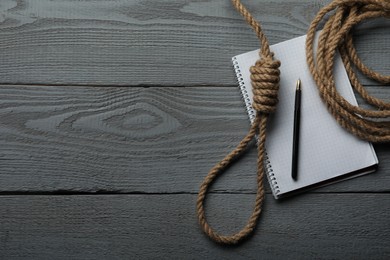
291 79 301 180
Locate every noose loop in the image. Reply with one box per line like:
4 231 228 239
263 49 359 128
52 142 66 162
196 0 280 245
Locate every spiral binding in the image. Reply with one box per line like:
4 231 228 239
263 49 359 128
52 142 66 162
232 57 256 123
232 56 280 196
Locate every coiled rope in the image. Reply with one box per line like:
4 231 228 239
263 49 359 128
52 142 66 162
307 0 390 142
197 0 389 245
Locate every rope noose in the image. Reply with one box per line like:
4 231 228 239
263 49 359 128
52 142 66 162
196 0 280 245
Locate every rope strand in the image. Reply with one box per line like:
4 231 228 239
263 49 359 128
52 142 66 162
197 0 389 245
306 0 390 142
196 0 281 245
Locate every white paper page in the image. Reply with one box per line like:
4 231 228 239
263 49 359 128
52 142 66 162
233 34 378 198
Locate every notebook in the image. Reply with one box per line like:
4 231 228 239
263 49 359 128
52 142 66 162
232 34 378 199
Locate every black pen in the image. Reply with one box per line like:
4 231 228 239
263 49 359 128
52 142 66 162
291 79 301 181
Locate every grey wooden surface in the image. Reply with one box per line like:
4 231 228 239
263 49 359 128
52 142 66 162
0 0 389 259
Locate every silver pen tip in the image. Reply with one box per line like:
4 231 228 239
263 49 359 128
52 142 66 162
296 79 301 90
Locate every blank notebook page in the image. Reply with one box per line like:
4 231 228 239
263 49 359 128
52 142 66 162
233 34 378 198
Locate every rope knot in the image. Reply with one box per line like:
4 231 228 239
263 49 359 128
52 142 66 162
250 55 281 114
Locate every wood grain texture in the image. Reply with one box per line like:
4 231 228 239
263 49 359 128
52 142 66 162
0 85 388 193
0 0 388 86
0 1 389 257
0 194 389 259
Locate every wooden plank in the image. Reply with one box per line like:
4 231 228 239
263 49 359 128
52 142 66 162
0 85 388 193
0 194 388 259
0 0 388 86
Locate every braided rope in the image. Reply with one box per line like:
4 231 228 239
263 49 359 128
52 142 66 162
196 0 281 245
196 0 389 245
306 0 390 142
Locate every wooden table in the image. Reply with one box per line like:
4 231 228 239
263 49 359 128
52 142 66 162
0 1 389 259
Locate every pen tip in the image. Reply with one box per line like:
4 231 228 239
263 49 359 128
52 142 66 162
296 79 301 90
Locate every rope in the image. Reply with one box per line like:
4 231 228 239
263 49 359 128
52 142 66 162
196 0 389 245
196 0 281 245
306 0 390 142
